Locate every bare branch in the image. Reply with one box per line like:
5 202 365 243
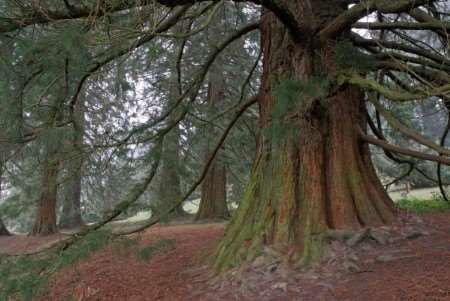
358 127 450 165
320 0 435 40
353 21 450 31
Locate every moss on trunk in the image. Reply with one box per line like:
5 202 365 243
213 2 396 272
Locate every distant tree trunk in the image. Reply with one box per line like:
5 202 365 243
157 139 186 218
59 161 83 229
0 157 10 236
196 160 229 220
59 100 84 230
0 217 10 236
156 76 187 219
195 73 230 221
214 3 396 271
31 155 59 236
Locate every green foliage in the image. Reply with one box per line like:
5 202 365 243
54 230 111 267
137 239 175 263
396 194 450 213
0 230 111 300
0 255 49 301
335 40 375 73
270 77 330 143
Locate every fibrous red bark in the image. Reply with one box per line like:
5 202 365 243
214 2 396 271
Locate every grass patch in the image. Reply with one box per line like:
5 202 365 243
137 239 175 263
396 194 450 214
0 230 111 301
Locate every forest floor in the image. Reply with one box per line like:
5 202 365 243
1 212 450 300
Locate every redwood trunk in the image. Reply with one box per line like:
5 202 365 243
214 2 395 271
31 157 59 236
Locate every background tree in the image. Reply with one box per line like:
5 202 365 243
195 72 230 220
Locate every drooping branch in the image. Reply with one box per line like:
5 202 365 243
377 60 450 86
374 52 450 73
0 0 157 33
409 8 450 42
1 0 306 42
369 95 450 157
353 21 450 31
358 128 450 165
351 34 450 68
340 73 450 102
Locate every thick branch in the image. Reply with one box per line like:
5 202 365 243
320 0 434 40
1 0 306 42
369 96 450 157
353 21 450 31
359 128 450 165
158 0 307 41
340 73 450 102
409 8 450 41
0 0 156 33
351 34 450 68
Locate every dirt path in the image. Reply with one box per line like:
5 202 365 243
42 223 225 301
3 213 450 300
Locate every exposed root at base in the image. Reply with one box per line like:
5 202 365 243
211 213 434 297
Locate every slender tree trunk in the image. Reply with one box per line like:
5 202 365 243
157 138 186 218
214 3 396 271
0 217 10 236
59 100 84 230
196 158 229 220
31 155 59 236
156 75 187 219
195 74 230 221
59 161 83 229
0 162 9 236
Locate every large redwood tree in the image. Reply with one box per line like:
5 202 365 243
212 0 448 270
214 1 397 270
